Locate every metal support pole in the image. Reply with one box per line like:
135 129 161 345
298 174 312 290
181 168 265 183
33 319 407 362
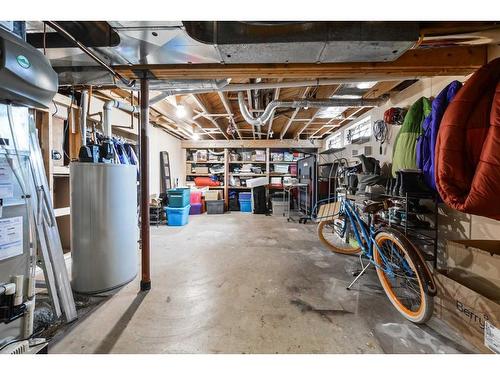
140 78 151 291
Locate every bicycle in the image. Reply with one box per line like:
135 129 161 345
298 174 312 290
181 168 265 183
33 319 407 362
316 196 437 324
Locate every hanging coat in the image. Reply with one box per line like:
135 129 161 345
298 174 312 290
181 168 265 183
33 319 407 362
416 80 462 191
435 57 500 220
391 97 432 177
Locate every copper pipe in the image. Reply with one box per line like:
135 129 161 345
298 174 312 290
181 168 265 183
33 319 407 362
140 78 151 291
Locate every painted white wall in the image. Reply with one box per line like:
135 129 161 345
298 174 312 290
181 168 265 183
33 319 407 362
322 54 500 248
86 96 185 196
323 75 468 166
149 125 186 197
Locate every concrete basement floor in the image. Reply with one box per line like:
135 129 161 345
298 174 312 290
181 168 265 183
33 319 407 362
50 213 474 354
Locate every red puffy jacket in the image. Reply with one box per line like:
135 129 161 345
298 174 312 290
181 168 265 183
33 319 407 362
435 57 500 220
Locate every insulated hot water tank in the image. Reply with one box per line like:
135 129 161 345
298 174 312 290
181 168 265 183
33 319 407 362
70 162 138 293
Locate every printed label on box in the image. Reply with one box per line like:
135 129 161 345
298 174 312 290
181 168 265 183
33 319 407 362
0 216 23 261
485 321 500 354
0 159 14 198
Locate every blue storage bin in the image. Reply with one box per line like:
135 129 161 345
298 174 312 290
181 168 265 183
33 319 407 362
166 204 190 226
167 188 191 208
239 192 252 201
239 200 252 213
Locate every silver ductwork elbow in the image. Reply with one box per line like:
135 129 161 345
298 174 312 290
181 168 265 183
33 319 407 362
237 93 386 127
238 91 278 127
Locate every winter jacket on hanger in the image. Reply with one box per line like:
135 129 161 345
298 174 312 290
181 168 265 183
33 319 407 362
416 80 462 191
391 97 432 177
435 57 500 220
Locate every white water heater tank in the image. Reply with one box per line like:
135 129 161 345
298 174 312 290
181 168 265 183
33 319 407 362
70 162 138 293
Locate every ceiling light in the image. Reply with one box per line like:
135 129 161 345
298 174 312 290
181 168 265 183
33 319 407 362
176 104 188 118
356 81 377 90
316 106 347 119
330 95 363 100
192 133 200 140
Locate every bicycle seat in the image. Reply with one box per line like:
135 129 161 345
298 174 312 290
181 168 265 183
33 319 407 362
362 199 393 214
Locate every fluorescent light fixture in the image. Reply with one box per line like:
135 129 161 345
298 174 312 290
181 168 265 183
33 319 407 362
330 94 363 100
356 81 377 90
192 133 200 140
176 104 188 118
316 106 347 119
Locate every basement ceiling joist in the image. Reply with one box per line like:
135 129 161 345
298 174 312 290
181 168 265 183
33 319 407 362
93 45 487 141
115 46 486 80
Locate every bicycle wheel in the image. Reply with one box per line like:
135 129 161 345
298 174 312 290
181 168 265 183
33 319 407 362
373 229 434 324
317 215 361 255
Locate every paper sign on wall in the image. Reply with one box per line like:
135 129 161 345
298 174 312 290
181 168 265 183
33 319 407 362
0 216 23 261
0 159 13 199
485 320 500 354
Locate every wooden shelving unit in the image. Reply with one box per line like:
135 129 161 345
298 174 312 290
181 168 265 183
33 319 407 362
185 148 227 205
184 146 317 210
35 94 83 252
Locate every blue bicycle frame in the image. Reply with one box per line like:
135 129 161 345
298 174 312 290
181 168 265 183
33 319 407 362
338 198 413 278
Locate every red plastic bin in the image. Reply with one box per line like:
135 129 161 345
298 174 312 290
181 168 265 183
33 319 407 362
190 191 202 204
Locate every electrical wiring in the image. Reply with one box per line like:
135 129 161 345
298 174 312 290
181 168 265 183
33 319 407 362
373 119 389 154
373 120 388 144
0 326 47 352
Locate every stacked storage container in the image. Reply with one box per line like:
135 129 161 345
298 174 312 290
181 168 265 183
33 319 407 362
205 190 225 214
239 192 252 212
166 188 191 226
189 190 203 215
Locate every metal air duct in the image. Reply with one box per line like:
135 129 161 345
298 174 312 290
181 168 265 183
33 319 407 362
237 92 385 127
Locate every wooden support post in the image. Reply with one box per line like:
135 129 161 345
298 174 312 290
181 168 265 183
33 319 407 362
35 110 54 197
68 107 82 160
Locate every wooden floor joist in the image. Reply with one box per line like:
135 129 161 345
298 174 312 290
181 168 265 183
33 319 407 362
115 46 487 80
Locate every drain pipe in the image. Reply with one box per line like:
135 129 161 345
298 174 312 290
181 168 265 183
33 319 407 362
79 90 88 145
103 99 140 138
238 92 385 127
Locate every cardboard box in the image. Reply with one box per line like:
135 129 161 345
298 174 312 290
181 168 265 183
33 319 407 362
434 269 500 353
194 166 209 174
445 240 500 286
204 190 221 201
